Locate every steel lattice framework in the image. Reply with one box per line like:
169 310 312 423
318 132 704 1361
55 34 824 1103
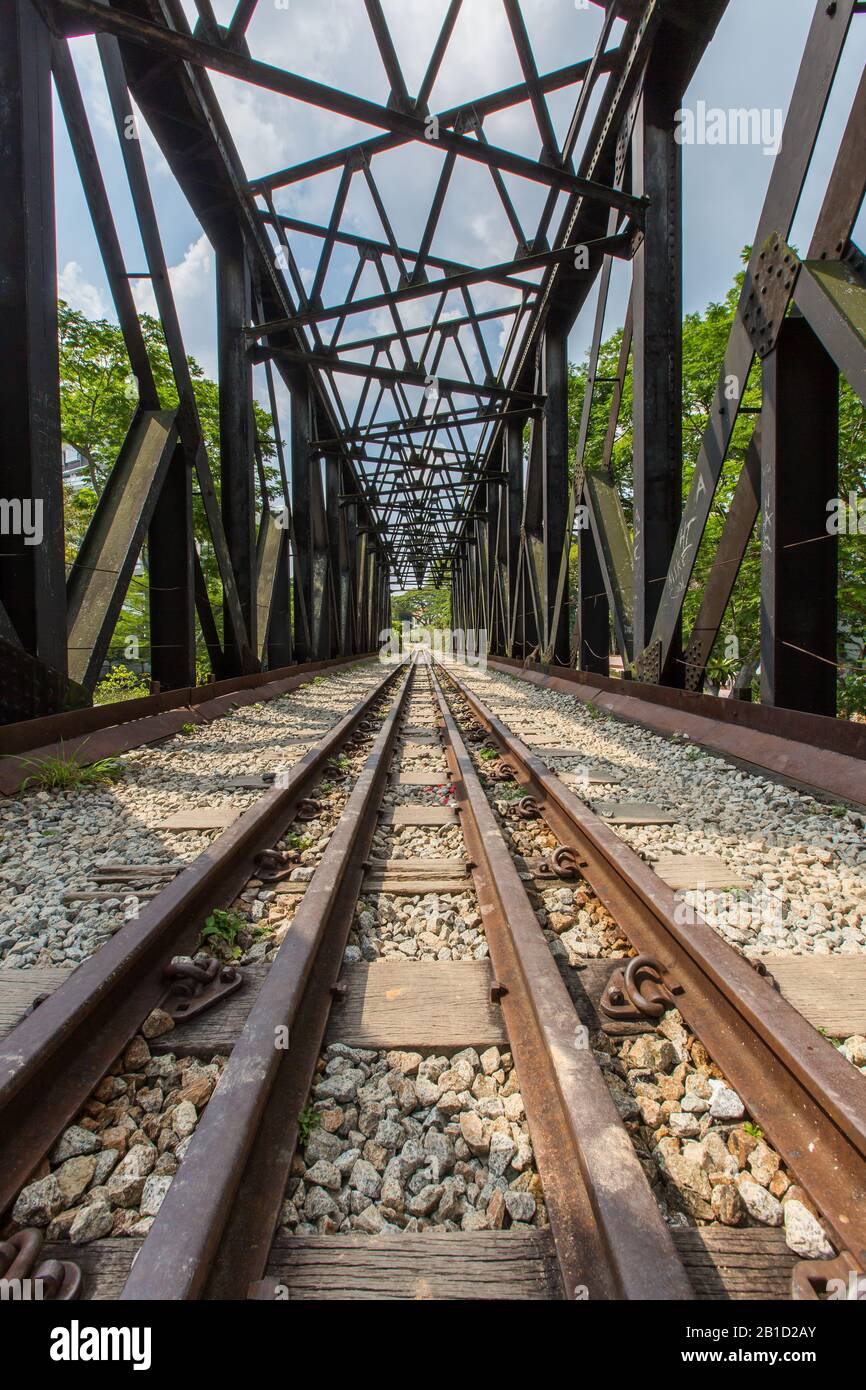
1 0 864 722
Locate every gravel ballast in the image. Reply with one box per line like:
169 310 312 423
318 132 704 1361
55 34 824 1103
444 659 866 960
284 1043 545 1235
0 663 386 969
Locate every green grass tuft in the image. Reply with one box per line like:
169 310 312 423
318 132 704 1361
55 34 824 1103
19 744 124 791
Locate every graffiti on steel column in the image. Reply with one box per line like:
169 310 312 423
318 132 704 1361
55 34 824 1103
666 465 710 604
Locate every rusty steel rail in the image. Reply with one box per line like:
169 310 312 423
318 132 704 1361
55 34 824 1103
121 652 690 1301
437 660 866 1271
119 658 415 1299
426 661 691 1301
0 658 404 1219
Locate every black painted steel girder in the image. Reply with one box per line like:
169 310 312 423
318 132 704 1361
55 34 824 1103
7 0 864 725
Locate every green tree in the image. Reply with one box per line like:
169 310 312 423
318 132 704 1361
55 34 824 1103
391 585 451 629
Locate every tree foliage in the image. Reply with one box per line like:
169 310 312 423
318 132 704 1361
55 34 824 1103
391 585 451 629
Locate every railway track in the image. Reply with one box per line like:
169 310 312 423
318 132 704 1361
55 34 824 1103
1 654 864 1302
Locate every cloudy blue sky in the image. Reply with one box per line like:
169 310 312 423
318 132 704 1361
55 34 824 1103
55 0 865 446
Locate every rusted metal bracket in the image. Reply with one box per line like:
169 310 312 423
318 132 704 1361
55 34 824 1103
160 955 243 1023
600 954 682 1022
537 846 585 880
255 847 297 882
0 1228 81 1300
791 1250 866 1301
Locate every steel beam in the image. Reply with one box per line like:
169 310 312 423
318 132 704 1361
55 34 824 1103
0 2 67 680
761 316 838 715
66 409 178 689
150 442 196 689
645 0 856 679
683 53 866 693
684 431 761 693
632 53 683 677
523 328 570 663
251 51 618 194
577 519 610 676
217 230 257 671
96 32 252 671
49 0 638 208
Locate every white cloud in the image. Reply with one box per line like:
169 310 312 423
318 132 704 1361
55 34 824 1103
131 233 217 377
58 261 108 318
131 232 212 317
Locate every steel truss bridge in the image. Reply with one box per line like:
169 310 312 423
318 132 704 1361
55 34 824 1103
1 0 864 723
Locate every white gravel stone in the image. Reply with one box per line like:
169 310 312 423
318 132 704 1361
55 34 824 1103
736 1175 784 1226
709 1082 746 1121
0 662 386 969
783 1199 835 1259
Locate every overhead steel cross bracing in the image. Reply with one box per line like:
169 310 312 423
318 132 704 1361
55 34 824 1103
32 0 642 610
1 0 863 720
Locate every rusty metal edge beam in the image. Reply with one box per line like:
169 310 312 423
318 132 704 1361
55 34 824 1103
119 658 411 1299
428 661 692 1301
0 657 377 795
0 654 375 761
0 660 401 1219
485 656 866 787
438 661 866 1262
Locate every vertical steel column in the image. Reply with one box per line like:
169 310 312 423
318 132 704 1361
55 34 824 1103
365 545 376 653
477 478 492 652
217 230 256 672
632 58 683 681
451 552 465 647
290 373 314 662
500 419 524 657
465 534 479 644
578 522 610 675
356 530 369 653
375 551 388 653
760 316 838 715
0 1 66 677
326 457 348 656
291 387 333 661
264 525 292 670
488 475 505 656
483 476 496 657
149 444 195 688
524 328 569 662
342 477 359 653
